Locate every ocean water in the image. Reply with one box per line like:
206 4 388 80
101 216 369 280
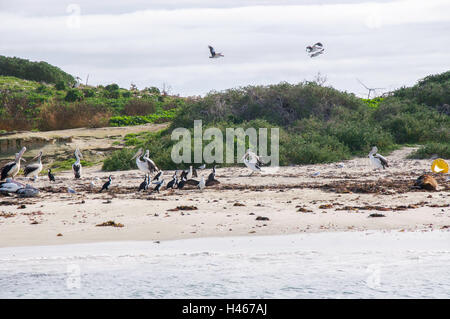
0 231 449 298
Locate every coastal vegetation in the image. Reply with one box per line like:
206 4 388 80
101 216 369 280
0 55 447 169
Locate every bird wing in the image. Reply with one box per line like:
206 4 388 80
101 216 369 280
1 162 16 180
145 158 158 173
185 179 200 186
374 154 389 167
314 42 323 48
208 45 215 56
24 164 39 176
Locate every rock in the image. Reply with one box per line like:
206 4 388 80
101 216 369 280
256 216 270 221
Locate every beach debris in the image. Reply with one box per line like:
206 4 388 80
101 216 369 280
319 204 333 209
0 212 16 218
95 220 124 227
30 220 39 225
368 213 386 218
167 205 198 211
57 233 63 236
297 207 313 213
311 172 321 177
233 202 245 206
67 187 77 194
414 174 438 191
256 216 270 221
18 204 26 209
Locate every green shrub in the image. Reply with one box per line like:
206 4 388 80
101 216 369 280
102 148 137 171
65 88 84 102
55 81 66 90
407 142 450 159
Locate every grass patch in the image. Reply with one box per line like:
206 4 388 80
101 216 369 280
407 142 450 159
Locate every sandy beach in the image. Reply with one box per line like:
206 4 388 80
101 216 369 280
0 147 449 247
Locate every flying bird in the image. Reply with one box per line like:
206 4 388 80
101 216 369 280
306 42 324 58
208 45 224 58
368 146 389 170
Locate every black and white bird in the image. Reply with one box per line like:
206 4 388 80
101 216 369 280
154 170 163 182
166 171 178 189
306 42 324 58
138 174 150 191
242 149 262 175
1 146 26 181
132 148 158 174
0 178 25 193
205 165 220 186
208 45 224 59
24 151 43 180
99 175 112 192
153 179 165 193
72 148 83 179
368 146 389 170
48 169 56 182
186 165 198 180
177 176 187 190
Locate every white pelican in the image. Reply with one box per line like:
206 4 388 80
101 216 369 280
24 151 43 180
0 147 26 181
0 178 25 193
368 146 389 170
208 45 224 58
72 148 83 179
132 148 158 174
242 149 262 175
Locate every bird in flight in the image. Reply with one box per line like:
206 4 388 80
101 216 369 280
306 42 324 58
208 45 224 59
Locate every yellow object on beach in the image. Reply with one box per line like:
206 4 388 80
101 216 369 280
431 158 448 173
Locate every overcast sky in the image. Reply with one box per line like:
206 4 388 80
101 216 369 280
1 0 449 96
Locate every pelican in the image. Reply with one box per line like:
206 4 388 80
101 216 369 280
0 178 25 193
100 175 112 192
24 151 43 180
132 148 158 174
72 148 83 179
1 147 26 181
186 165 197 180
242 149 262 175
208 45 224 58
368 146 389 170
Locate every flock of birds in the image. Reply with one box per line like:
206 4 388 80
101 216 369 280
0 144 390 196
208 42 325 59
